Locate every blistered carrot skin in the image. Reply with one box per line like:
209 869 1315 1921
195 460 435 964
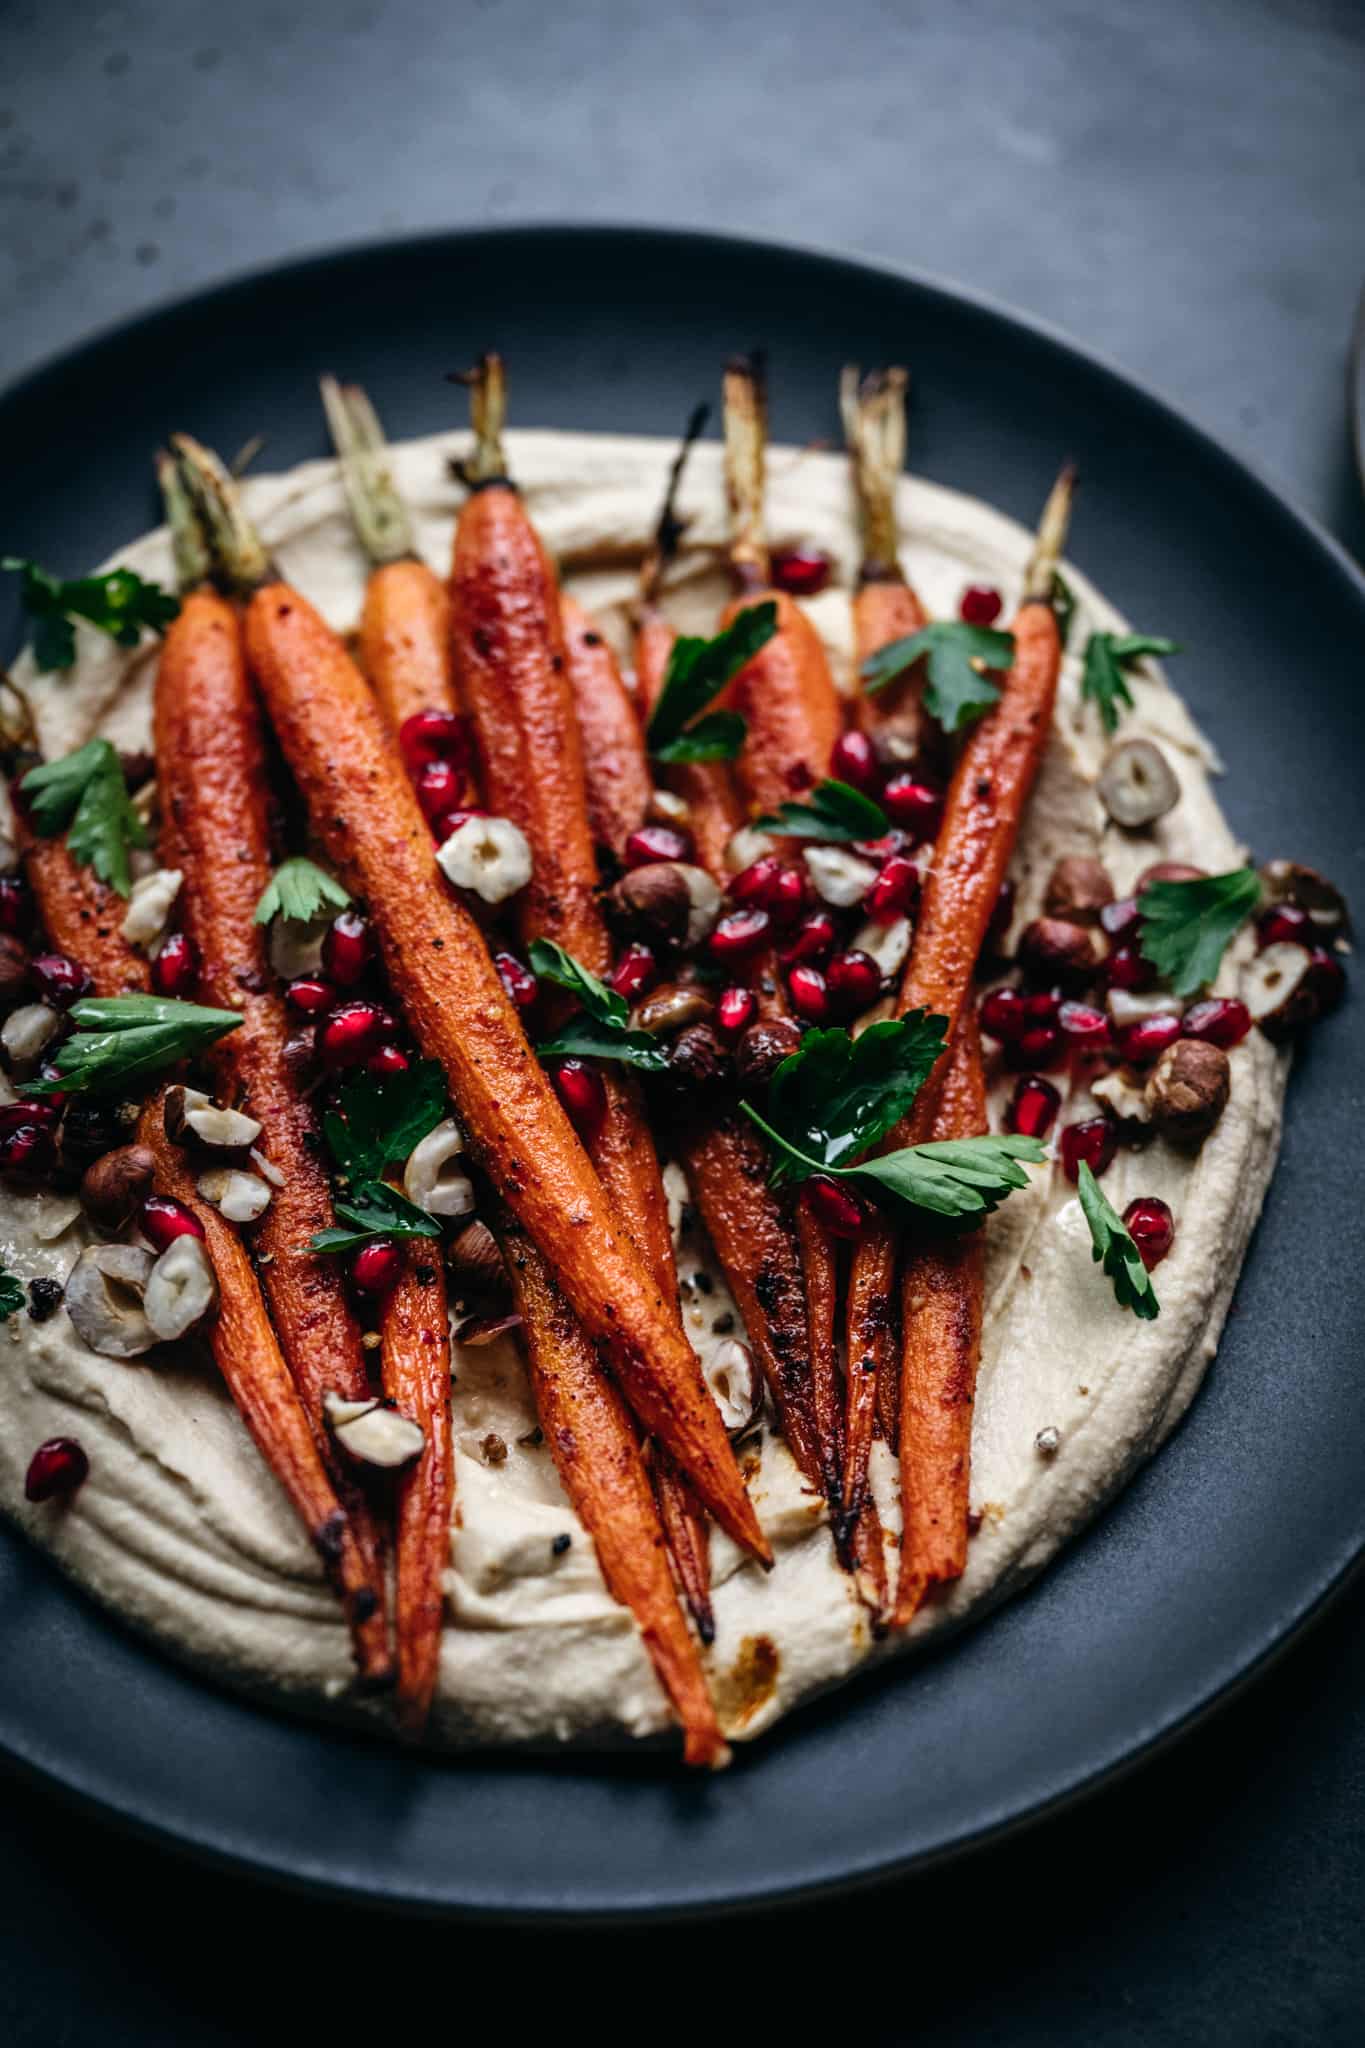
722 588 843 812
634 610 743 881
560 593 652 863
16 826 151 998
360 558 456 730
853 578 930 762
498 1210 728 1769
382 1246 455 1730
795 1189 845 1504
842 364 931 763
244 584 768 1564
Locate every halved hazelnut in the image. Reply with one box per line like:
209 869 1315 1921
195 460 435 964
1091 1067 1153 1126
803 845 879 908
2 1002 59 1066
850 914 912 980
1043 856 1114 923
323 1391 425 1469
724 825 777 873
633 982 714 1038
436 814 533 905
144 1235 218 1341
64 1244 157 1358
1144 1038 1230 1145
402 1118 474 1219
196 1167 273 1223
1098 739 1180 829
1244 941 1320 1041
1259 859 1351 939
165 1085 263 1151
121 867 183 953
447 1218 505 1292
703 1336 762 1438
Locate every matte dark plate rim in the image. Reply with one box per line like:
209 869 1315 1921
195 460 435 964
1 223 1362 1922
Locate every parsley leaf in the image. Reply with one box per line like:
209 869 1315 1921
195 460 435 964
253 858 351 927
0 1270 25 1322
20 739 149 898
861 621 1016 734
763 1015 950 1180
1076 1162 1160 1320
33 995 242 1096
756 777 888 843
1138 866 1260 998
310 1182 442 1256
1080 631 1179 736
3 557 180 673
645 601 777 763
529 938 670 1072
323 1061 449 1183
852 1134 1047 1219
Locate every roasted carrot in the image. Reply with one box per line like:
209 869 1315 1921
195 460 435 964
241 580 767 1562
381 1243 455 1728
16 824 151 997
560 593 652 864
496 1205 727 1767
841 365 933 766
893 1009 988 1627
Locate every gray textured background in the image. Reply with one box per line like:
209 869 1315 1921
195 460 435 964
3 1 1364 2041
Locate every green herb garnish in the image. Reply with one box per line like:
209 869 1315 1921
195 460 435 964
755 777 888 843
1080 631 1179 736
253 858 351 927
645 601 777 763
310 1061 450 1255
3 557 179 673
19 739 148 898
861 621 1016 734
530 938 669 1072
1076 1162 1160 1320
310 1182 442 1256
0 1270 25 1322
1138 866 1260 998
33 995 242 1096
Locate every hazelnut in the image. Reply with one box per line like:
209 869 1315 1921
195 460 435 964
605 862 692 947
447 1218 506 1293
1259 859 1351 939
1043 856 1114 923
1098 738 1180 829
735 1016 803 1091
1244 942 1320 1041
1016 917 1100 987
633 982 714 1038
1144 1038 1230 1145
667 1023 730 1090
0 934 32 1008
1136 860 1206 889
79 1143 157 1234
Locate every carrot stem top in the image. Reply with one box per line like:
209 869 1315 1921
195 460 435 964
170 434 272 597
841 364 908 584
722 352 769 593
1023 462 1077 604
320 376 416 566
155 447 212 595
452 352 510 487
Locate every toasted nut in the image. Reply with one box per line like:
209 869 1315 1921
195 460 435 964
605 862 691 947
1259 859 1351 938
144 1235 218 1341
1091 1067 1153 1125
164 1085 263 1151
647 788 690 826
436 814 533 904
1144 1038 1230 1144
1043 856 1114 923
447 1218 505 1292
2 1002 59 1066
1244 941 1320 1041
1106 986 1179 1025
1135 860 1205 889
121 867 183 953
724 825 777 873
850 915 913 980
803 845 879 908
1017 917 1100 986
196 1167 272 1223
633 982 714 1038
323 1391 425 1469
453 1309 523 1347
79 1143 157 1234
0 935 31 1008
735 1016 803 1091
249 1146 285 1189
402 1117 475 1218
704 1336 762 1437
64 1243 156 1358
667 1022 729 1090
1098 739 1180 828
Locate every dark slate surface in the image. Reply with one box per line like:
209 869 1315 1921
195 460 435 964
1 0 1362 2038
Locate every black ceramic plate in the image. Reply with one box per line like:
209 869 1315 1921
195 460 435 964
2 228 1362 1921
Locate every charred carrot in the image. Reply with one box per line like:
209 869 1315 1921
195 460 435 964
841 365 933 767
16 824 151 997
381 1243 455 1728
561 593 652 864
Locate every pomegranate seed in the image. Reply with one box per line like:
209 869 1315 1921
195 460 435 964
1105 943 1156 993
1257 903 1313 949
959 584 1003 626
1181 997 1252 1048
1006 1074 1061 1139
1058 1000 1112 1051
852 830 908 864
351 1239 404 1296
414 757 465 823
366 1044 409 1076
550 1058 607 1144
730 857 786 909
1124 1196 1175 1269
881 775 943 843
0 1120 56 1178
286 977 337 1016
1100 896 1142 943
30 953 90 1010
805 1174 864 1239
1114 1013 1182 1064
0 876 34 937
494 951 538 1012
715 986 757 1038
399 707 471 775
625 823 692 869
983 879 1015 957
321 910 372 988
771 544 832 597
316 1001 386 1068
787 964 830 1022
1059 1116 1117 1182
1021 989 1062 1024
1307 946 1346 1013
140 1194 206 1250
24 1436 89 1503
608 944 657 1003
0 1100 60 1135
780 911 838 966
865 854 920 923
34 1068 67 1111
708 909 771 965
1008 1023 1065 1071
151 930 199 999
433 806 483 843
766 865 808 927
826 950 883 1015
979 986 1027 1043
830 729 880 794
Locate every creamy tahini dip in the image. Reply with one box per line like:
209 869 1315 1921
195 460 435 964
0 429 1285 1750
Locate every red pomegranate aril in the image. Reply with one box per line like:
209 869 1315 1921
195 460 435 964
959 584 1003 626
1307 945 1346 1013
321 910 372 988
1021 988 1062 1024
34 1066 66 1111
550 1058 607 1144
494 951 538 1012
414 756 466 823
0 877 34 938
826 950 883 1015
780 910 837 966
1008 1023 1065 1071
351 1239 404 1296
1099 895 1142 943
1059 1116 1118 1183
881 774 943 843
24 1436 89 1503
625 823 692 869
1115 1012 1182 1064
1257 903 1313 949
1105 942 1156 993
730 857 785 909
787 964 830 1022
366 1044 409 1076
852 830 908 864
715 986 757 1038
830 728 880 794
1058 999 1112 1051
286 976 336 1016
766 865 808 928
0 1118 56 1176
1181 996 1252 1048
708 908 771 965
150 930 199 999
30 953 91 1010
805 1174 864 1239
865 854 920 923
0 1099 60 1138
398 707 470 774
433 806 483 844
978 986 1026 1043
316 1002 386 1069
140 1194 206 1250
1006 1074 1061 1139
771 544 832 598
1124 1196 1175 1269
608 944 657 1003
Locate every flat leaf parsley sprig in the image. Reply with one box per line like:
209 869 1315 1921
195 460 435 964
1076 1163 1160 1320
1080 630 1180 736
310 1059 450 1256
254 857 352 927
644 601 777 765
756 777 888 844
530 939 669 1071
32 996 242 1096
1137 866 1260 998
3 557 179 674
860 620 1016 735
20 739 148 899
